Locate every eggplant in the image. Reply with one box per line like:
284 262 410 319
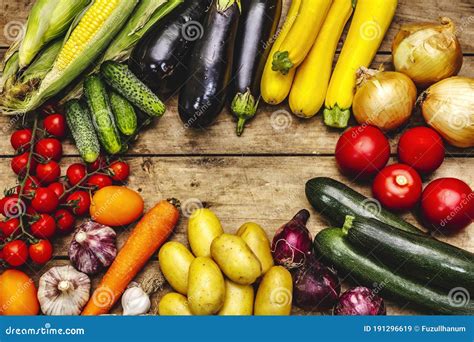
129 0 212 98
231 0 282 136
178 0 241 128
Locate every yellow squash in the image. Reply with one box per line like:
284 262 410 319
271 0 333 75
289 0 353 118
324 0 398 128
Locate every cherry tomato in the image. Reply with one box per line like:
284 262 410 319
11 152 37 176
47 182 67 203
17 175 40 195
30 213 56 238
66 163 87 186
1 218 20 237
398 127 445 174
43 114 66 139
3 240 28 267
35 138 63 161
26 205 38 217
108 161 130 182
87 174 113 190
36 160 61 185
54 209 75 233
0 195 24 218
87 155 107 172
66 191 91 216
372 164 422 212
421 178 474 233
335 125 390 180
10 129 32 151
29 239 53 264
31 188 59 213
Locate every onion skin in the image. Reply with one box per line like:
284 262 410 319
353 68 417 132
333 287 386 316
420 77 474 148
392 17 463 88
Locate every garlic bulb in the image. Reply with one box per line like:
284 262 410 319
122 282 151 315
69 220 117 275
420 76 474 148
392 17 463 87
38 266 90 315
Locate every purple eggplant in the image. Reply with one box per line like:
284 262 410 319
333 286 386 315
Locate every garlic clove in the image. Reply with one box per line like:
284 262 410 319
122 283 151 316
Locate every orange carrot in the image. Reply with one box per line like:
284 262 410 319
82 199 180 315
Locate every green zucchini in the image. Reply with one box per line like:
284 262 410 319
344 216 474 293
109 90 137 136
314 227 474 315
100 61 165 117
84 75 122 155
65 99 100 163
305 177 422 235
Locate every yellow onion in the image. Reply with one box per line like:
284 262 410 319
420 77 474 148
392 17 463 88
352 68 417 132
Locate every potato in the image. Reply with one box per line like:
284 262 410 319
218 279 254 315
187 257 225 315
158 241 195 295
211 234 262 285
158 292 192 316
254 266 293 315
188 208 224 257
237 222 274 274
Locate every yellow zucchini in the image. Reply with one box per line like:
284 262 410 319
324 0 397 128
261 0 301 105
272 0 333 75
289 0 353 118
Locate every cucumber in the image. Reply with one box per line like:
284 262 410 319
345 216 474 293
100 61 165 117
109 90 137 136
314 227 474 315
305 177 422 235
65 100 100 163
84 75 122 155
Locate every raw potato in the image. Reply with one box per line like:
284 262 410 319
218 279 254 316
158 242 195 295
158 292 192 316
188 208 224 257
211 234 262 285
237 222 274 274
187 257 225 315
254 266 293 315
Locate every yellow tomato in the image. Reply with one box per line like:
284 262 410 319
0 270 39 315
90 186 144 226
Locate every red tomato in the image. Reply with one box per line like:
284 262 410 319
372 164 422 212
66 191 91 216
43 114 66 139
29 240 53 264
11 152 37 176
109 161 130 182
36 160 61 185
54 209 75 233
1 218 20 237
87 174 113 190
30 213 56 238
421 178 474 233
66 163 87 186
47 182 67 202
10 129 32 151
3 240 28 267
87 155 107 172
35 138 63 161
17 175 40 195
0 195 24 218
335 125 390 179
398 127 445 174
31 188 59 213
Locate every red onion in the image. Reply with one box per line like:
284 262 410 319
271 209 312 269
333 287 386 315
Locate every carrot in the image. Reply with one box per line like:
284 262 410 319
82 199 180 315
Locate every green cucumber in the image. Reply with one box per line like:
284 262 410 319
109 90 137 136
84 75 122 154
65 99 100 163
305 177 422 235
100 61 165 117
345 216 474 293
314 227 474 315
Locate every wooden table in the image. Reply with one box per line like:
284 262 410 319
1 0 473 315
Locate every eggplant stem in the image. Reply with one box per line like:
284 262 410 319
216 0 241 12
272 51 293 75
231 89 259 136
323 105 350 128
